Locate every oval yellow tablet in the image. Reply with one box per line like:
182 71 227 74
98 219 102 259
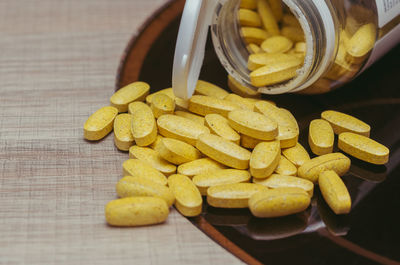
240 134 261 149
151 93 175 118
207 183 268 208
110 81 150 113
321 110 370 137
281 142 310 167
205 114 240 144
145 88 175 105
238 8 262 27
227 75 261 98
282 14 300 28
247 43 262 54
268 0 283 21
257 0 280 35
84 106 118 141
248 52 299 71
338 132 389 165
274 155 297 176
188 95 241 117
129 146 176 176
150 134 164 152
281 26 305 42
250 140 281 178
193 169 251 195
105 197 169 227
177 158 227 178
253 174 314 197
174 97 189 111
158 138 202 165
224 93 254 110
240 0 257 9
295 42 306 53
297 153 351 183
308 119 334 155
261 36 293 54
319 170 351 214
194 80 229 99
113 113 134 151
241 27 270 45
122 158 168 186
196 133 251 169
228 109 278 140
346 23 376 58
249 187 310 218
175 111 205 125
168 174 202 217
116 176 175 207
129 101 157 146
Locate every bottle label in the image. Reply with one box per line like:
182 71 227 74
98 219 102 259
376 0 400 27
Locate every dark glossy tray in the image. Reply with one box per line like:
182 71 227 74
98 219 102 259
116 1 400 264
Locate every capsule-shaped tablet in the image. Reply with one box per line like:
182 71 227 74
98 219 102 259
250 140 281 178
168 174 202 217
249 187 310 218
257 0 280 35
319 170 351 214
274 155 297 176
308 119 334 155
240 134 261 149
113 113 134 151
205 114 240 144
297 153 351 183
253 174 314 197
238 9 262 27
193 169 251 195
110 82 150 112
346 23 376 58
157 114 210 146
338 132 389 165
177 158 227 178
240 0 257 9
194 80 229 99
105 197 169 227
224 94 254 110
150 93 175 118
281 142 310 167
84 106 118 141
129 146 176 176
207 183 268 208
261 36 293 54
241 27 270 45
174 97 189 111
196 133 251 169
247 43 262 54
228 109 278 140
282 14 300 28
122 158 168 186
150 134 164 152
188 95 241 117
158 138 202 165
281 26 305 42
321 110 370 137
129 102 157 146
116 176 175 207
175 111 205 125
295 42 306 53
248 52 298 71
227 75 261 98
268 0 283 21
146 88 175 105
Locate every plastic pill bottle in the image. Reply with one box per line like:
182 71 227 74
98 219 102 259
172 0 400 99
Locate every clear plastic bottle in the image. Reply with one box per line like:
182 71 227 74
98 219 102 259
172 0 400 98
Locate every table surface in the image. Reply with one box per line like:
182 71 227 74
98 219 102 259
0 1 243 264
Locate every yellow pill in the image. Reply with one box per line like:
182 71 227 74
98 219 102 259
196 133 251 169
168 174 202 217
122 158 168 186
268 0 283 21
238 8 262 27
175 111 205 125
113 113 134 151
194 80 229 99
248 52 298 71
174 97 189 111
281 26 305 42
228 109 278 140
224 93 254 110
110 81 150 113
188 95 241 117
193 169 251 195
321 110 370 137
250 57 302 87
255 101 299 148
253 174 314 197
257 0 280 35
274 155 297 176
241 27 270 45
207 183 268 208
129 146 176 176
319 170 351 214
297 153 351 183
295 42 306 53
129 101 157 146
157 114 210 146
249 187 310 218
250 140 281 178
150 134 164 152
247 43 262 54
150 93 175 118
145 88 175 105
227 74 261 98
308 119 334 155
261 36 293 54
240 134 261 149
105 197 169 227
281 142 310 167
205 114 240 144
177 158 227 178
116 176 175 207
84 106 118 141
240 0 257 10
338 132 389 165
158 138 202 165
282 14 300 28
346 23 376 58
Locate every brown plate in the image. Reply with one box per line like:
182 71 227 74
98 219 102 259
116 1 400 264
